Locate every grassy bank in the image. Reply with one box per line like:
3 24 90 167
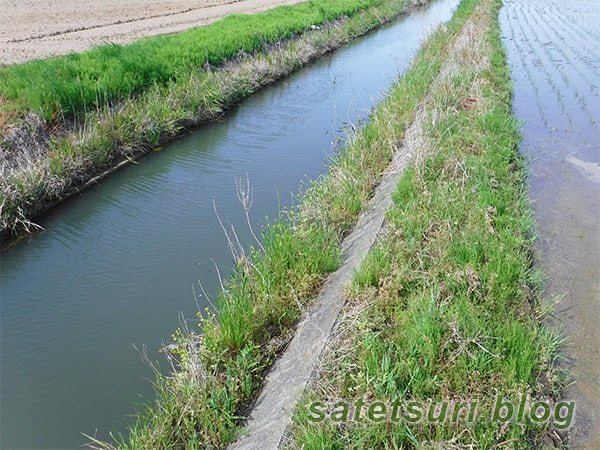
0 0 424 234
90 6 472 449
0 0 384 119
290 0 564 447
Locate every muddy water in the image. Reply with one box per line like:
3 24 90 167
500 0 600 447
0 1 460 448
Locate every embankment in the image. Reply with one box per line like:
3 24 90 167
290 0 566 446
0 0 425 234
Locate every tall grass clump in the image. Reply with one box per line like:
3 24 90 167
0 0 385 119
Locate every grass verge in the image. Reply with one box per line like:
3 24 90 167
289 0 565 447
1 0 422 234
89 6 472 449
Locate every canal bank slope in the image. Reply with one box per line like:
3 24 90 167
0 0 427 234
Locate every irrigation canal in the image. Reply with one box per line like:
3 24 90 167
0 0 459 447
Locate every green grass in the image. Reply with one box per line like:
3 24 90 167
89 6 465 448
290 0 564 447
0 0 385 119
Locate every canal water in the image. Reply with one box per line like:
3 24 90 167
500 0 600 447
0 0 459 448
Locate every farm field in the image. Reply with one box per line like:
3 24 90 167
0 0 305 64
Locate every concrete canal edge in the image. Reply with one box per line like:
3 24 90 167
230 101 429 449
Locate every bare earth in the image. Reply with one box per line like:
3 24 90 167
0 0 305 65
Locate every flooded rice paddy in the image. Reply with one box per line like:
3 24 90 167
500 0 600 446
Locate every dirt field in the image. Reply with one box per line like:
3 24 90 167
0 0 305 65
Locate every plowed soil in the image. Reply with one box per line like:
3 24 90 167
0 0 304 64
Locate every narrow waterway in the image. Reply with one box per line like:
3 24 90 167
0 1 459 447
500 0 600 447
